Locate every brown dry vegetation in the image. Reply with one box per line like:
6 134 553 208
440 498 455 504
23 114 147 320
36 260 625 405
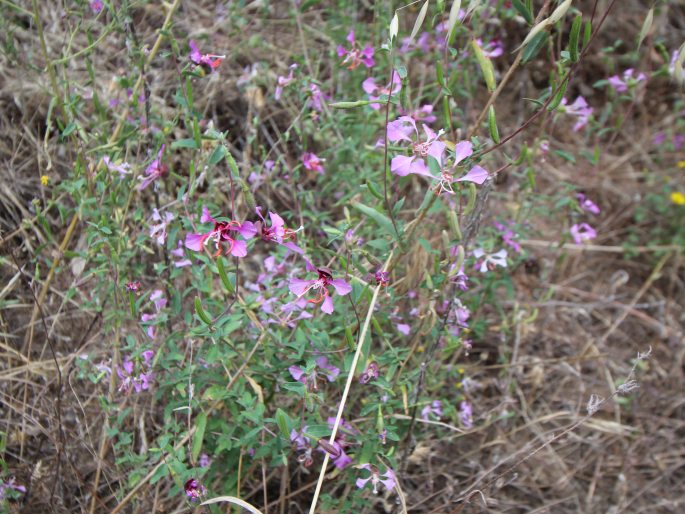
1 1 684 513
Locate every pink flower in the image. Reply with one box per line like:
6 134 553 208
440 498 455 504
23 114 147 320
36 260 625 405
493 220 522 253
302 152 325 174
431 140 490 193
102 156 131 177
0 477 26 500
356 464 397 493
477 38 504 58
138 145 168 191
400 104 437 125
89 0 103 14
359 362 379 384
188 40 224 72
117 350 154 394
288 260 352 314
561 96 593 132
149 208 174 246
275 64 297 100
387 116 445 178
576 193 600 215
337 30 375 70
570 223 597 244
459 401 473 429
171 240 192 267
185 207 257 258
473 248 508 272
308 83 326 112
362 71 402 110
608 68 646 93
291 428 314 467
255 207 304 254
141 290 166 339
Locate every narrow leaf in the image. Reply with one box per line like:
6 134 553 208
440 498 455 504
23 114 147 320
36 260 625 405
352 202 399 241
446 0 462 45
389 12 399 43
191 413 207 462
569 14 582 62
471 39 496 91
512 0 533 24
637 8 653 50
194 296 213 325
488 105 500 143
201 496 264 514
409 1 430 45
329 100 374 109
275 408 291 438
547 77 568 111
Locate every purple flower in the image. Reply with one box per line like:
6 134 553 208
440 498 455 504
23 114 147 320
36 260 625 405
291 428 314 467
401 104 437 125
149 208 174 246
387 116 445 178
289 356 340 390
188 40 224 71
472 248 508 272
102 156 131 177
337 30 375 70
141 290 166 339
171 240 192 267
117 350 155 394
576 193 600 215
359 362 380 384
421 400 443 421
356 464 397 494
89 0 103 14
493 220 522 253
319 417 355 469
275 64 297 100
570 223 597 244
608 68 646 93
138 145 168 191
652 131 667 146
477 38 504 58
184 478 207 501
561 96 593 132
288 260 351 314
674 134 685 150
302 152 325 174
199 453 211 468
459 401 473 429
0 477 26 500
185 207 257 258
255 207 304 254
362 71 402 110
450 265 469 291
396 323 411 335
308 83 326 112
431 140 490 193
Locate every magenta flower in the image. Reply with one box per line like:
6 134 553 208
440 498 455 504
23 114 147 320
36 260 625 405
289 261 352 314
138 144 168 191
576 193 600 215
289 356 340 390
362 71 402 110
337 30 375 70
320 417 356 469
149 208 174 246
493 220 522 253
184 478 207 501
561 96 593 132
199 453 211 468
473 248 508 272
188 40 224 72
459 401 474 429
255 207 304 254
275 63 297 100
608 68 646 93
570 223 597 244
302 152 325 174
356 464 397 494
421 400 443 421
185 207 257 258
652 132 667 146
308 83 326 112
387 116 445 178
291 428 314 467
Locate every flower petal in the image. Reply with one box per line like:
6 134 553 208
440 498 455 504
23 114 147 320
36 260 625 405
453 141 473 165
329 278 352 296
456 165 489 184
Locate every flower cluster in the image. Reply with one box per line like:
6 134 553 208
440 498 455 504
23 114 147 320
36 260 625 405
570 192 600 244
117 350 154 395
337 30 375 70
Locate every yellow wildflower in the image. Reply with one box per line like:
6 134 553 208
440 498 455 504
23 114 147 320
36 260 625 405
677 160 685 169
40 175 49 186
671 192 685 205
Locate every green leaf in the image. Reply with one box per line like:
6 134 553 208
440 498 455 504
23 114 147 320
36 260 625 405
522 31 548 63
275 408 291 438
208 144 227 166
216 257 235 294
488 105 500 143
191 412 207 462
352 202 400 241
171 138 200 150
194 296 213 325
512 0 533 24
